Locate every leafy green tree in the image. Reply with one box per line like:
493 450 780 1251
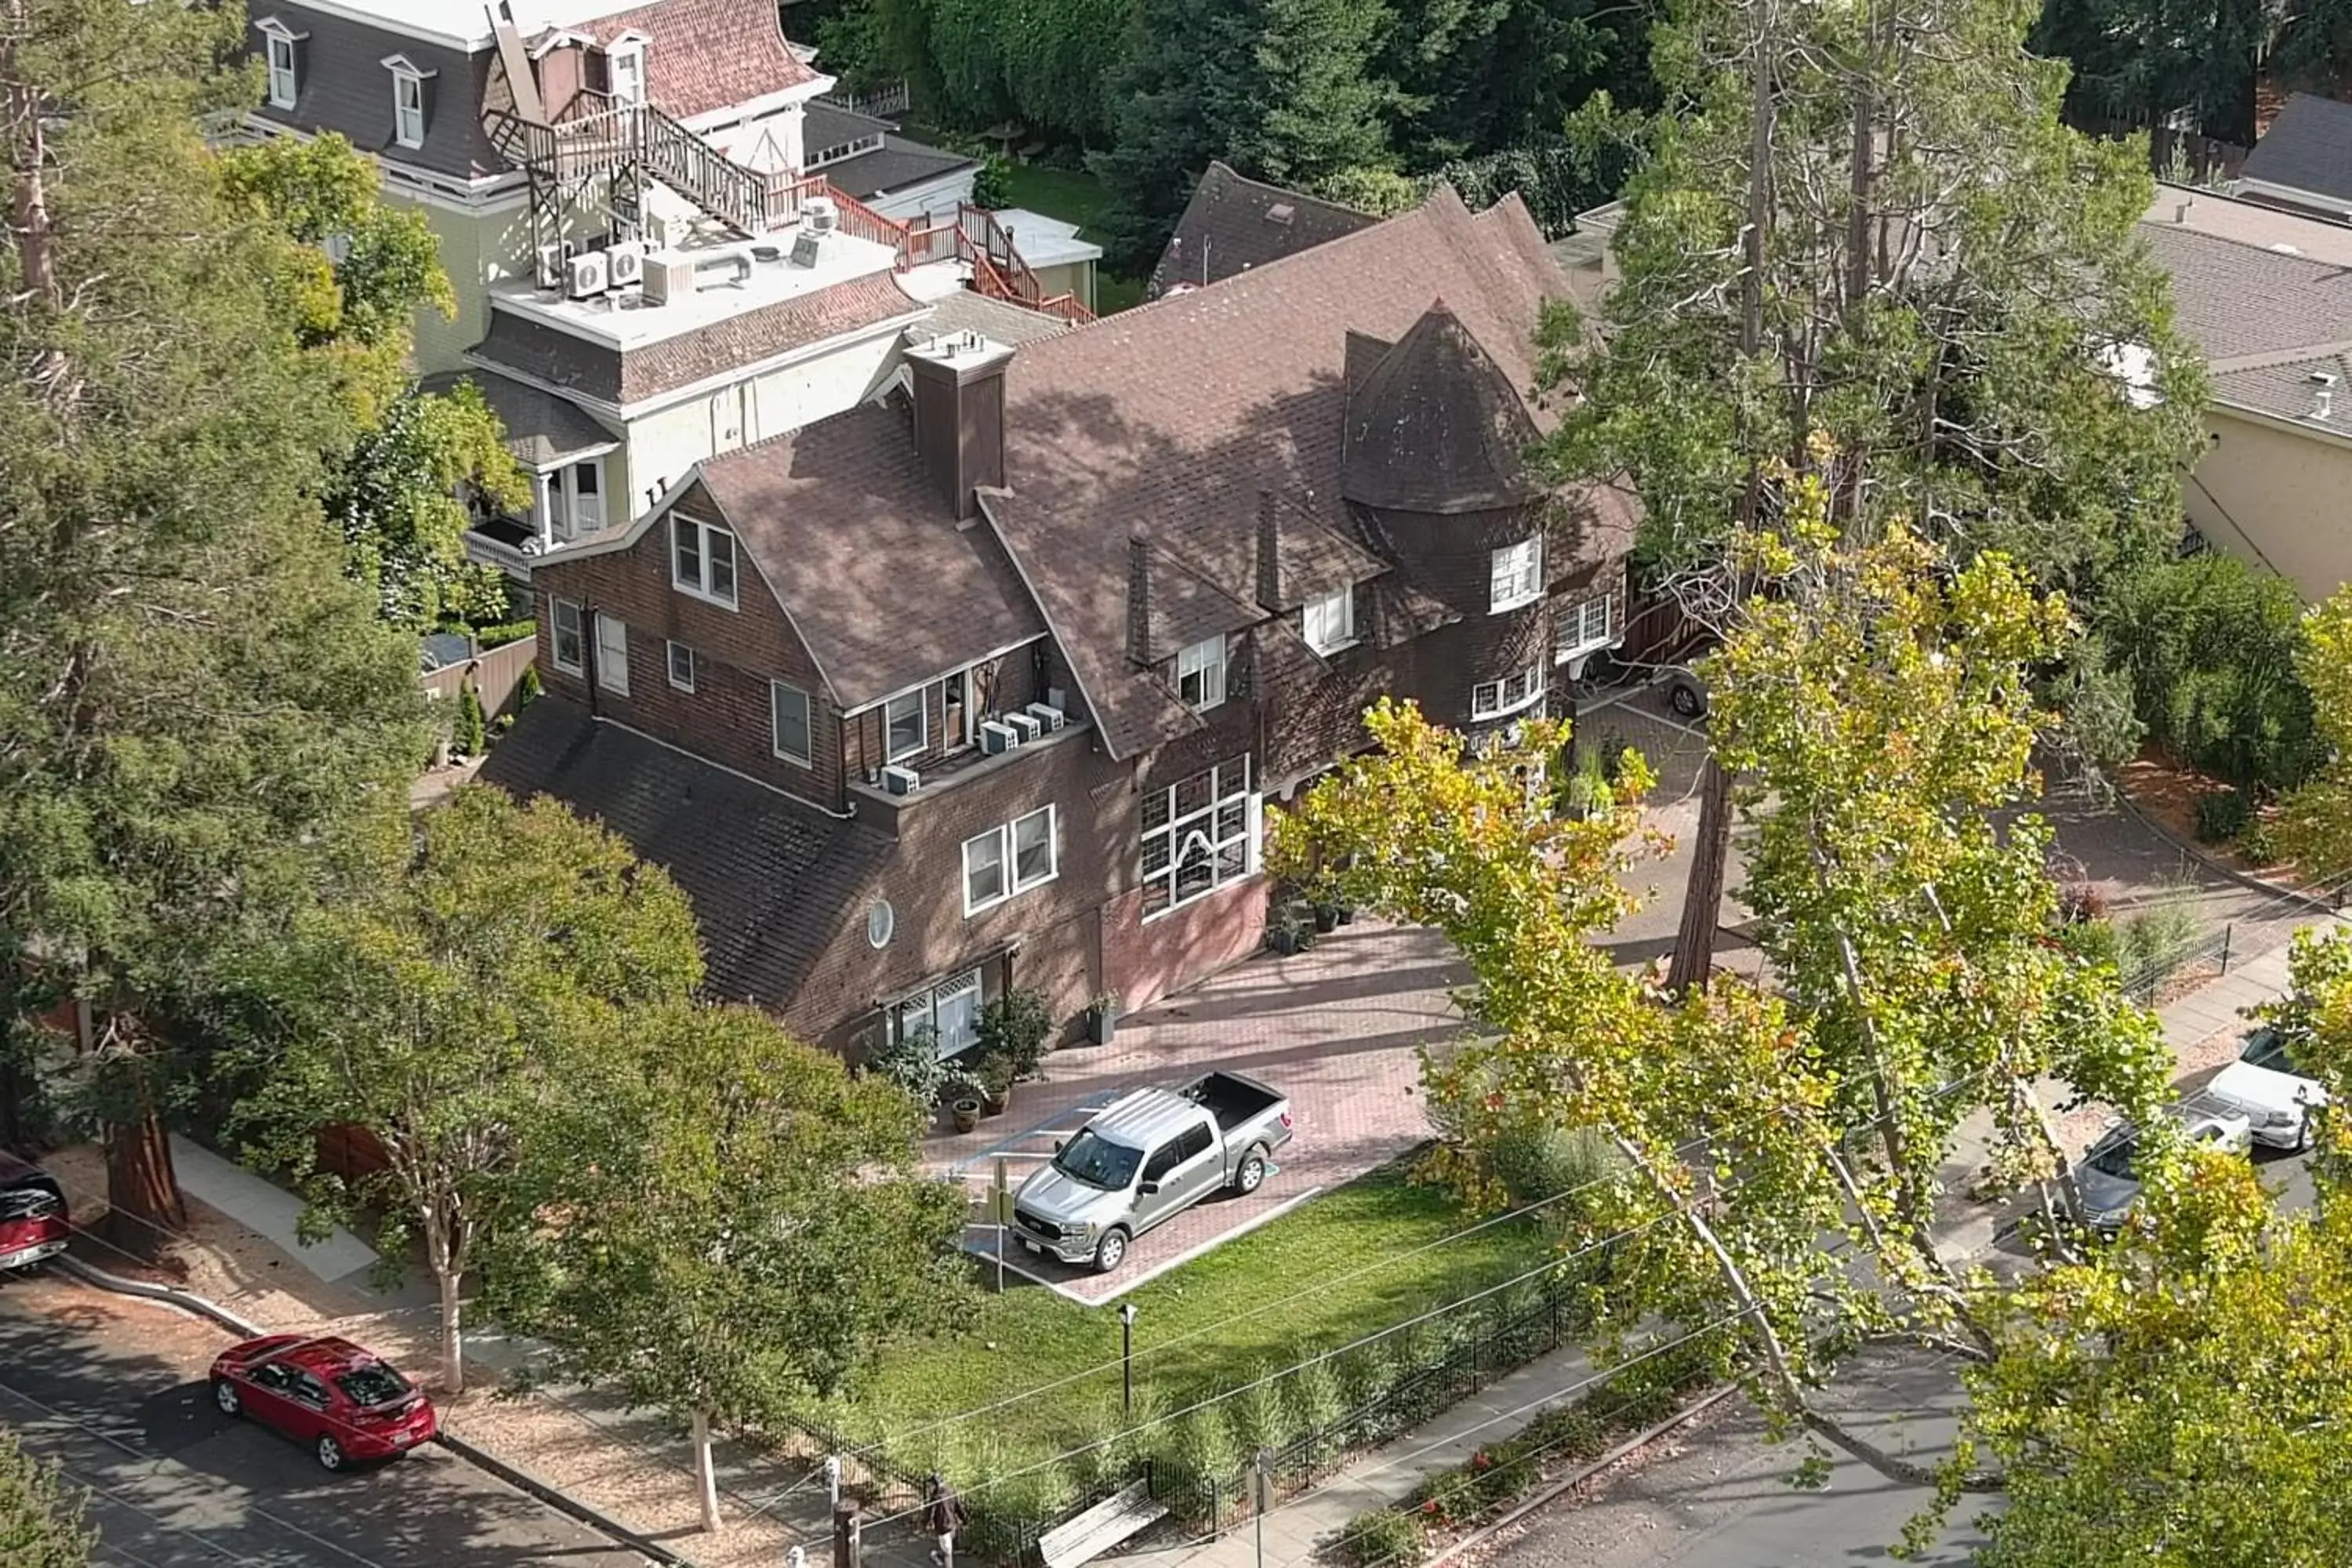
1276 506 2170 1490
2032 0 2352 147
0 0 427 1255
231 788 704 1392
1381 0 1660 164
0 1431 93 1568
1233 0 1399 189
325 383 528 631
488 1002 971 1530
1539 0 2209 989
2278 584 2352 880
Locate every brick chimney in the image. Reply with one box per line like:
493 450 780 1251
1127 529 1156 666
1255 489 1283 611
906 329 1012 520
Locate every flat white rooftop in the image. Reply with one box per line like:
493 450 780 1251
491 227 912 349
989 209 1103 269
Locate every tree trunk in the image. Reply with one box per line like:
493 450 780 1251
436 1264 466 1396
101 1105 183 1261
1668 756 1736 993
4 18 56 308
691 1409 721 1533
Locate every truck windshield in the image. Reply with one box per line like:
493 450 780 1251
1054 1131 1142 1191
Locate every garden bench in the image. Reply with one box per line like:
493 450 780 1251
1036 1480 1167 1568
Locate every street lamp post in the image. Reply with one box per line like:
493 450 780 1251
1120 1301 1138 1414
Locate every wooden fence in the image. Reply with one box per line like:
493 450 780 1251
2068 113 2250 187
420 634 537 720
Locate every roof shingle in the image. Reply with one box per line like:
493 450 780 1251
2241 93 2352 207
579 0 818 120
1148 162 1378 298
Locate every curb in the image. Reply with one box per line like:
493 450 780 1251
1418 1383 1742 1568
2108 787 2337 916
52 1251 686 1567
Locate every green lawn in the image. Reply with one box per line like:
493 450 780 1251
804 1160 1552 1472
993 162 1147 314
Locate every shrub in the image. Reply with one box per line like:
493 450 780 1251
1225 1364 1293 1460
471 619 536 648
2118 888 2203 993
2056 878 2109 924
453 681 487 757
977 988 1054 1079
1152 1408 1243 1526
862 1024 955 1106
2053 916 2121 970
2193 786 2254 844
962 1455 1076 1562
2239 818 2281 866
1489 1124 1623 1217
969 153 1012 211
1332 1341 1399 1446
1279 1352 1346 1466
517 662 542 707
1334 1507 1426 1568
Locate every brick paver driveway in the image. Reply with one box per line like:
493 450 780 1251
932 920 1468 1303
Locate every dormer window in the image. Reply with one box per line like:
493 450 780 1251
382 55 436 149
1178 636 1226 712
256 17 305 110
1490 537 1542 613
670 514 738 608
1302 586 1355 655
604 35 648 106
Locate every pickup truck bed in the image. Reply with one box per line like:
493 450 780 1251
1182 1071 1282 1130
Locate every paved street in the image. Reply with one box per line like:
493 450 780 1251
0 1270 651 1568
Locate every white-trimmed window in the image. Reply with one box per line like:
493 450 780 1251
666 640 695 691
1490 537 1543 613
1303 586 1355 654
895 969 982 1057
383 56 434 149
1472 664 1545 720
885 689 926 760
1142 756 1257 919
550 598 584 674
771 681 812 766
258 19 303 109
605 38 647 106
1177 635 1226 711
594 613 630 695
964 806 1060 916
1555 591 1615 662
670 514 738 607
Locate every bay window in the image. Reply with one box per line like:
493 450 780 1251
1555 590 1615 662
1472 664 1544 720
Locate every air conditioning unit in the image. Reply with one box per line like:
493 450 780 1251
641 255 696 307
604 241 647 289
535 241 568 292
978 720 1018 755
804 196 839 234
880 764 921 796
1025 702 1066 734
1003 711 1041 743
566 250 609 299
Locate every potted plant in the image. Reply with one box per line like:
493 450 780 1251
1083 992 1120 1046
977 989 1054 1081
1267 901 1316 956
977 1051 1015 1116
1309 899 1343 934
949 1091 984 1133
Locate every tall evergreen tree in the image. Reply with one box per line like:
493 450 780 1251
0 1 425 1253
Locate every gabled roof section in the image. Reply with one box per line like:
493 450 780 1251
579 0 819 120
1342 301 1542 514
478 698 891 1009
1148 162 1379 298
2240 93 2352 208
419 368 617 466
692 408 1048 710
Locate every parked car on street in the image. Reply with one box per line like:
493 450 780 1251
1012 1072 1293 1272
210 1334 437 1471
2206 1024 2329 1152
1664 667 1710 720
2075 1092 2253 1234
0 1151 70 1272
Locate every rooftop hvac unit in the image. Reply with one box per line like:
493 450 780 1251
978 720 1018 755
1025 702 1066 734
880 764 922 796
804 197 839 234
1003 711 1041 743
535 241 568 292
566 249 609 299
641 255 696 307
604 241 647 289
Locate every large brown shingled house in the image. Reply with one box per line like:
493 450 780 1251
482 183 1638 1061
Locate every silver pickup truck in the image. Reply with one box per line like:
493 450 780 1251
1011 1072 1293 1272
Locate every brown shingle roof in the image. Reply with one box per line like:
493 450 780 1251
582 0 818 120
469 271 922 406
2141 212 2352 423
987 185 1588 759
696 407 1048 708
1148 162 1378 298
478 697 888 1010
1342 303 1542 513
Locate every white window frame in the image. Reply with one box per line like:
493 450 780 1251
666 640 695 692
1011 805 1058 893
1142 757 1258 920
594 613 630 695
1472 663 1545 720
884 688 927 761
1302 585 1356 655
383 57 433 150
259 20 303 110
670 514 739 608
895 969 982 1058
1490 537 1543 614
771 681 813 767
1177 635 1226 712
1555 590 1616 662
537 458 607 543
963 826 1009 915
550 597 584 674
605 37 648 106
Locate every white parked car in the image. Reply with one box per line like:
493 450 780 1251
2074 1092 2253 1234
2205 1025 2328 1152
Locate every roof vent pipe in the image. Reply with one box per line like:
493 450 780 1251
2312 370 2336 421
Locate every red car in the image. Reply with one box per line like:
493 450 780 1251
0 1150 70 1272
209 1334 439 1471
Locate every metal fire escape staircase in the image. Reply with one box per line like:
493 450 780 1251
481 4 1095 322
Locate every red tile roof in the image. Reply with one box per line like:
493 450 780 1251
585 0 818 120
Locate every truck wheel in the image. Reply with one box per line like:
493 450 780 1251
1232 1147 1269 1196
1092 1228 1130 1273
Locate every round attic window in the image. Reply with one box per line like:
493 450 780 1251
867 898 895 949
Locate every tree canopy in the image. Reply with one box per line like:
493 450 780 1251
0 1432 93 1568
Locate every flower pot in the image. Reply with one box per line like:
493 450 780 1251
1334 906 1356 927
1311 905 1341 934
982 1087 1011 1116
951 1098 982 1133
